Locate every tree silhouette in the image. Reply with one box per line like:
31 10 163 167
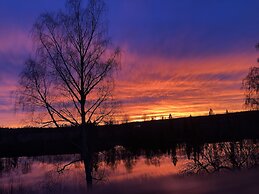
16 0 120 127
242 67 259 109
242 44 259 110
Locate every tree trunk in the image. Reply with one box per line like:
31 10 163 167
81 98 86 125
84 150 93 190
81 124 93 191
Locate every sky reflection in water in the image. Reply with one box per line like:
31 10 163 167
0 140 258 194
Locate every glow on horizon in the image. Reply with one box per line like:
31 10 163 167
1 1 259 127
112 50 255 123
0 49 256 127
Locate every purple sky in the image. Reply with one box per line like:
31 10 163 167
1 0 259 126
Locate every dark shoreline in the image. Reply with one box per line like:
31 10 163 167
0 110 258 157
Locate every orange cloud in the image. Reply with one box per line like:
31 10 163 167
114 48 255 122
0 42 257 126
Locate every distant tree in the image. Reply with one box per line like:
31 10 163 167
142 114 147 121
122 114 130 123
16 0 120 127
209 108 214 115
104 119 114 125
242 67 259 110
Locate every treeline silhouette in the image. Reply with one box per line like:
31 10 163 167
0 110 258 158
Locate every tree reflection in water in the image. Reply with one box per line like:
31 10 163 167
181 140 258 175
70 139 258 188
0 139 258 193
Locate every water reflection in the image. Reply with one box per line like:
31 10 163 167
0 139 258 193
182 141 258 174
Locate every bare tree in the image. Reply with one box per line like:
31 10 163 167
242 67 259 109
122 114 130 124
242 44 259 110
16 0 120 127
142 114 147 121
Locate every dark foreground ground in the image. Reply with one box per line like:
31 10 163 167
0 110 258 157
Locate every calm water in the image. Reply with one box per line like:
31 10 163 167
0 140 258 194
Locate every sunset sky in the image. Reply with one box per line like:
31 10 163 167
1 0 259 127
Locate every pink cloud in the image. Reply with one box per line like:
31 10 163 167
0 37 256 126
113 48 255 122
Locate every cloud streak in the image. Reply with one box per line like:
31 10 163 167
1 0 259 126
113 50 254 121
